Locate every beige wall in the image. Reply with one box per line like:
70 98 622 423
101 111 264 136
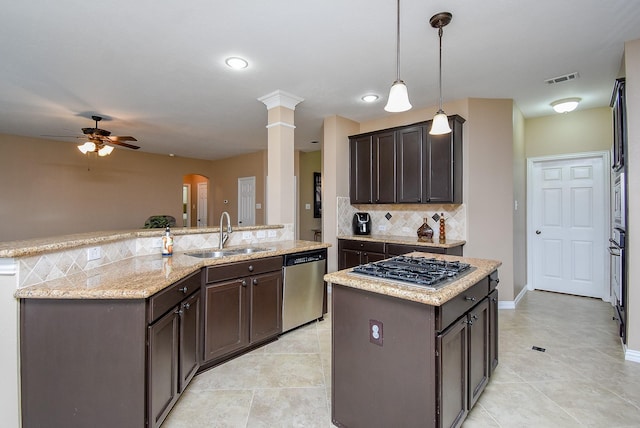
298 150 322 241
322 115 359 272
0 134 212 241
525 107 613 158
513 105 527 298
624 38 640 354
464 99 516 300
209 151 266 226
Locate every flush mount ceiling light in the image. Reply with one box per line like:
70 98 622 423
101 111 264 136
551 97 581 113
225 56 248 69
384 0 412 112
429 12 452 135
362 94 379 103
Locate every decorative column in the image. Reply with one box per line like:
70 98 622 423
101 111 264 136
258 90 304 226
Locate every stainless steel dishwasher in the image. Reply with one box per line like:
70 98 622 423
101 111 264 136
282 248 327 332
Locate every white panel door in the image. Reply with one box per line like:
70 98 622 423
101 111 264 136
197 182 207 227
237 177 255 226
531 155 607 298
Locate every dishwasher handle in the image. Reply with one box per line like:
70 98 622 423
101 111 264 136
283 249 327 267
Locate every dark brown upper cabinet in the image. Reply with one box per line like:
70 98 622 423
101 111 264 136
349 115 464 205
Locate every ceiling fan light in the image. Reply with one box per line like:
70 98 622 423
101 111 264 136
429 111 451 135
98 145 114 156
384 80 412 112
78 141 96 154
551 97 581 113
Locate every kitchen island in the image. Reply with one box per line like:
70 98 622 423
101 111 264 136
1 225 329 428
324 253 501 428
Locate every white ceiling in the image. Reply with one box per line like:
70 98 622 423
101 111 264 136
2 0 640 160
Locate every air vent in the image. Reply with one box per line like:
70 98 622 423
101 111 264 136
544 72 579 85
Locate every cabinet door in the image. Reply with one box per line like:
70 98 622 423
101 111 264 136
249 271 283 344
362 251 386 264
350 136 373 204
148 308 179 428
339 249 362 270
373 131 396 203
179 292 200 392
396 126 424 203
202 279 248 363
488 289 499 375
424 117 463 203
468 298 489 409
437 318 468 428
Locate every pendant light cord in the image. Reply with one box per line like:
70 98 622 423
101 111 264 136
395 0 401 81
438 26 443 111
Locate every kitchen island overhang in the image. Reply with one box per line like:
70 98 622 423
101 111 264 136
325 252 501 428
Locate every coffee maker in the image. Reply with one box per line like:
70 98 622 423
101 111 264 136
352 212 372 235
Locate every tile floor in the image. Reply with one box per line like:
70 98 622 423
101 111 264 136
164 290 640 427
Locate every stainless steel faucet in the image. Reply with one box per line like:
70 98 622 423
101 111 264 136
219 211 232 249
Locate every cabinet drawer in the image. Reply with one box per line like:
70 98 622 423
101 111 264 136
148 271 201 324
339 239 385 253
436 277 488 332
385 243 445 256
205 256 283 284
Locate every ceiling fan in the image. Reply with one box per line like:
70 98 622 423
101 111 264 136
76 115 140 156
45 115 140 156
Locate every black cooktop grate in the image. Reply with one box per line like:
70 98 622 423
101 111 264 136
351 256 474 288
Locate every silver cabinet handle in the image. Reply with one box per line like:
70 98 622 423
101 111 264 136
248 265 254 272
241 280 247 287
253 279 258 285
464 296 476 302
178 286 188 294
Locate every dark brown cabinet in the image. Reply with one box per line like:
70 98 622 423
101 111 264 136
148 272 201 428
611 78 626 171
331 269 498 428
350 132 397 204
338 238 464 270
337 239 386 269
396 126 424 203
349 115 464 205
201 257 283 369
436 274 496 428
20 270 202 428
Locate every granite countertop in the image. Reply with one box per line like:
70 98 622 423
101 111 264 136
338 234 465 249
324 252 501 307
15 240 329 300
0 224 283 259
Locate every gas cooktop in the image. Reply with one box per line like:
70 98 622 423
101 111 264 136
350 255 475 289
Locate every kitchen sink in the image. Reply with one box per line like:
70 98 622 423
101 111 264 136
185 247 269 258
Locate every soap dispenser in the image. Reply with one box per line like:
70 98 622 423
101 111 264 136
162 226 173 257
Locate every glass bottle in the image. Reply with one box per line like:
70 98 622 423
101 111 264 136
417 218 434 242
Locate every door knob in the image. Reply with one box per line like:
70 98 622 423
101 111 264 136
536 230 541 235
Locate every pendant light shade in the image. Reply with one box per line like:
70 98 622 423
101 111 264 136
429 12 452 135
385 0 411 113
430 110 451 135
385 80 412 112
78 141 96 154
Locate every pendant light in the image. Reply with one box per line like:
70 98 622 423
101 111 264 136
384 0 412 112
429 12 452 135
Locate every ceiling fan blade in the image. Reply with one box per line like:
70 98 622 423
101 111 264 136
41 134 83 139
109 140 140 150
108 135 138 142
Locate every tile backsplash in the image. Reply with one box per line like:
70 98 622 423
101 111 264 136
337 197 466 240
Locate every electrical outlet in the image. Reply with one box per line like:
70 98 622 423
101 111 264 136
87 246 101 261
257 230 266 238
242 232 252 240
268 230 277 238
378 225 386 231
305 203 311 210
369 319 383 346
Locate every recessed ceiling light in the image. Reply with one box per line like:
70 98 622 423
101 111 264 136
551 97 581 113
225 57 248 69
362 94 379 103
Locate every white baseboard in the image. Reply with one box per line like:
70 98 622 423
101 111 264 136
625 348 640 363
498 285 528 310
